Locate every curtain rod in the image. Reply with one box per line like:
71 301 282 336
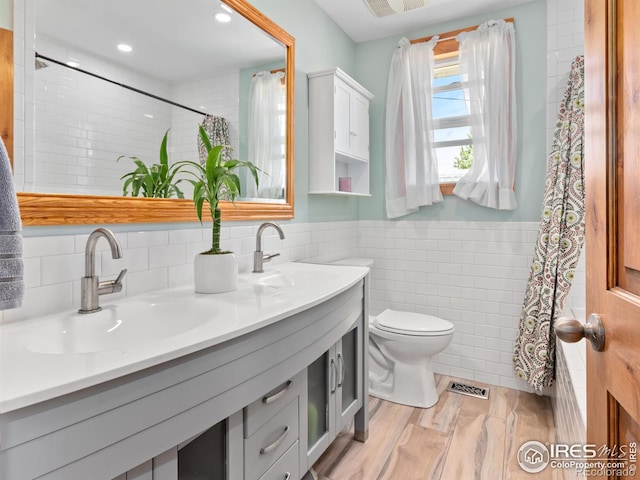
410 17 514 45
35 52 214 117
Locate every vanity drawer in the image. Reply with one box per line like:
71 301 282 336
244 370 305 438
244 397 299 480
258 440 299 480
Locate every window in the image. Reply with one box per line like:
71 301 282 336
408 17 514 198
432 56 473 188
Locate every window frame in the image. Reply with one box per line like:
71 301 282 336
432 57 472 191
410 17 514 195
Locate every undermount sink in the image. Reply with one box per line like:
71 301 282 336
27 299 213 355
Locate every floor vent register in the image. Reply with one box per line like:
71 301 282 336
446 381 490 400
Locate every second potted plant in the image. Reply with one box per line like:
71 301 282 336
179 125 259 293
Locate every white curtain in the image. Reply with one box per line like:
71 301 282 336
246 71 286 199
385 37 442 219
453 20 517 210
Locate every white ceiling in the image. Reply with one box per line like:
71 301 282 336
312 0 533 43
35 0 285 83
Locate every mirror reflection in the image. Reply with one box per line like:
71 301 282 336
25 0 287 202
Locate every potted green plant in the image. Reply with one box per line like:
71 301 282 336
177 125 259 293
118 130 187 198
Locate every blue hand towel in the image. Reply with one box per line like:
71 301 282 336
0 136 24 310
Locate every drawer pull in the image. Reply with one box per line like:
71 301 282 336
262 380 293 404
284 474 291 480
337 353 345 387
260 426 290 455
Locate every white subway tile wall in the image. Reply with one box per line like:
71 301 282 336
30 34 241 196
0 221 358 325
171 71 241 163
547 0 586 460
359 220 538 391
554 342 587 480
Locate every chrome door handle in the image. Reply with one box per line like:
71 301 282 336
330 358 337 394
555 313 605 352
337 353 345 388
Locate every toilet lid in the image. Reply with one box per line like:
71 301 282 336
374 309 454 336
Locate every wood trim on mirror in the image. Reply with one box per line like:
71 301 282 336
0 28 12 163
14 0 295 226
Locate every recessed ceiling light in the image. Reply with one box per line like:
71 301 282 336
144 113 154 119
66 60 79 68
215 13 231 23
220 3 233 13
117 44 133 53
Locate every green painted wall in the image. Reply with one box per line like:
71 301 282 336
0 0 11 30
248 0 360 223
253 0 547 223
355 0 547 222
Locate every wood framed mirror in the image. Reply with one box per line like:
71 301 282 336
4 0 294 226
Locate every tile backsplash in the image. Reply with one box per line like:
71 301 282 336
1 221 358 325
2 219 588 393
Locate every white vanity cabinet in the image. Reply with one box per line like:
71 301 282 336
305 319 364 468
308 68 374 196
0 273 368 480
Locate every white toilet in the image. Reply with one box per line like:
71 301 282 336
332 258 455 409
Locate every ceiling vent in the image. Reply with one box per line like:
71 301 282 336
364 0 428 17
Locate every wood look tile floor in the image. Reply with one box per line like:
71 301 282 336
313 374 561 480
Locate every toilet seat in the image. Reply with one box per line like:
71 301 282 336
373 309 454 336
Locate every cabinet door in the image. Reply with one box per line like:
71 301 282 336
306 351 334 467
147 412 243 480
334 82 351 156
349 93 370 161
335 319 363 431
177 420 227 480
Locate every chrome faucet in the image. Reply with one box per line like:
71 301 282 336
253 222 285 273
79 228 127 314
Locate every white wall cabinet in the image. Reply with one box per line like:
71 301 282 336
308 68 373 196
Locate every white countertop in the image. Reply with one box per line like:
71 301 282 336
0 262 368 413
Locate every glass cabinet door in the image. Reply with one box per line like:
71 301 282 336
307 352 331 466
339 327 358 414
307 352 329 449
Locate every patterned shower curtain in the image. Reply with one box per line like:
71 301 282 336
513 56 585 392
198 115 232 164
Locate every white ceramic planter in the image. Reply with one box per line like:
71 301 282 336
194 252 238 294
